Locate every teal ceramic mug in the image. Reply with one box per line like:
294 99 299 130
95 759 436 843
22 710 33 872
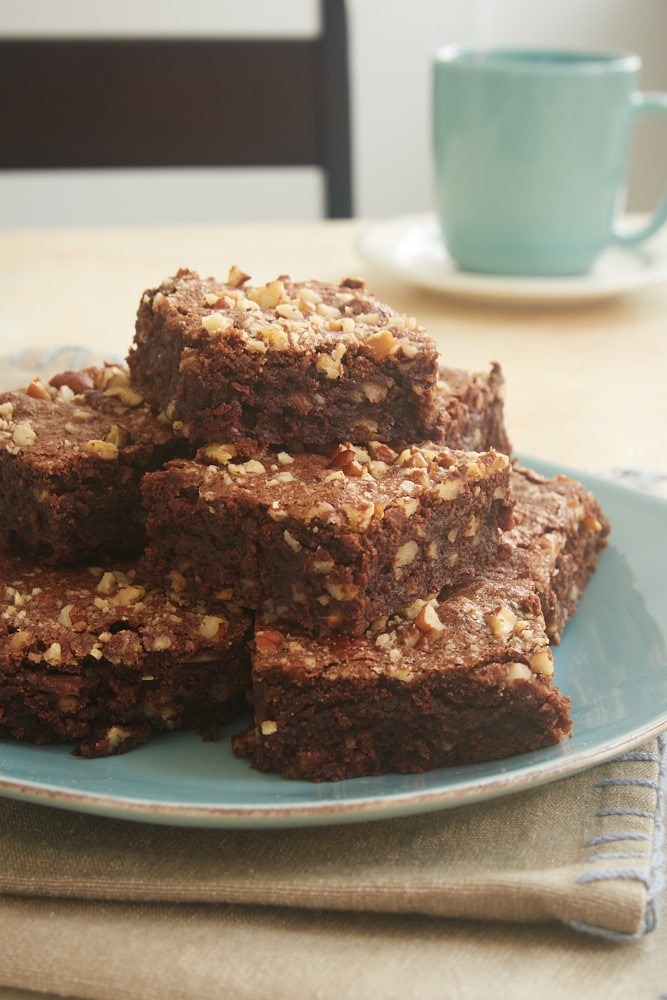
433 46 667 276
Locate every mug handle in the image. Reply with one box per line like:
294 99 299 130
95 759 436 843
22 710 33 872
613 91 667 245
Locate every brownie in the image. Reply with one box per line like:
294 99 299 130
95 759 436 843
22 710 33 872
432 363 512 455
0 364 186 564
495 466 611 642
140 442 513 636
232 578 571 782
0 553 252 757
127 267 441 453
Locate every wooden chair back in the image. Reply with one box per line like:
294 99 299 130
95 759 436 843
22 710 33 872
0 0 352 217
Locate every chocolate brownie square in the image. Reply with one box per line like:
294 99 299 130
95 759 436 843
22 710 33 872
232 578 571 781
0 553 252 757
127 268 440 453
140 442 513 636
0 364 185 564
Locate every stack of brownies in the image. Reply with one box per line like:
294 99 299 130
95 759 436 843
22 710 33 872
0 267 610 780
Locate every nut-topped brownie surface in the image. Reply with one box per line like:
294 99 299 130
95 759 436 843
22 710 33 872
232 578 571 782
494 466 610 642
140 442 513 636
0 365 184 564
128 268 441 453
0 554 252 757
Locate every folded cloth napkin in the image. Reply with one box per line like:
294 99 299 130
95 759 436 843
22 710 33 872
1 892 667 1000
0 742 665 938
0 739 665 1000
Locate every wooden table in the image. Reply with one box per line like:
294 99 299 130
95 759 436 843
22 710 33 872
1 219 666 475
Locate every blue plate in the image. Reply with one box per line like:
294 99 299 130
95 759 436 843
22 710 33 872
1 458 666 828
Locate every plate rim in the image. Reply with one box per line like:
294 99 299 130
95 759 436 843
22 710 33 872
2 716 667 829
1 458 666 828
356 212 667 304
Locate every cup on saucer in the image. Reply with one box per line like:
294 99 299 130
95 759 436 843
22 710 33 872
432 45 667 276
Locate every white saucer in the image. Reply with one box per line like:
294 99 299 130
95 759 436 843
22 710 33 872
356 213 667 305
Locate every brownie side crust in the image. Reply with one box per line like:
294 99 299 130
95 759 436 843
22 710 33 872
495 466 611 642
432 363 512 455
140 442 513 636
232 578 571 782
0 365 186 564
0 555 253 757
128 268 440 453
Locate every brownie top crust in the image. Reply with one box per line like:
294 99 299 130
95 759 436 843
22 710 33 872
137 266 435 363
1 555 251 674
253 575 554 685
190 440 511 532
507 466 610 546
0 364 175 467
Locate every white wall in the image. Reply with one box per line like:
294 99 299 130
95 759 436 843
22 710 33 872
1 0 665 227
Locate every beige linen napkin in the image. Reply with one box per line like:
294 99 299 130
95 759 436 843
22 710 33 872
0 738 665 1000
1 893 667 1000
0 742 664 938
